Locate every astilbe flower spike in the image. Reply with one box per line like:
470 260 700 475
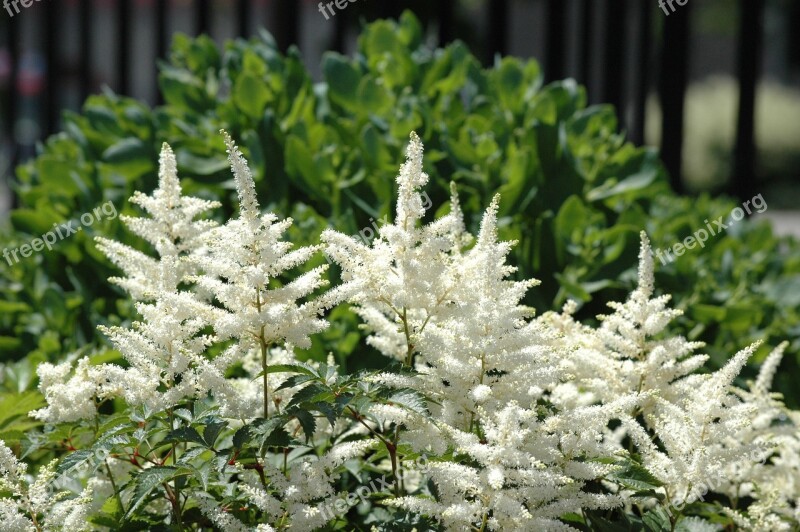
191 130 332 418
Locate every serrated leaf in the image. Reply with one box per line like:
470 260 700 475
173 408 194 423
386 389 430 416
163 427 206 447
286 383 331 411
93 433 131 455
292 410 316 442
642 506 673 531
263 363 319 378
233 417 287 451
57 449 95 476
276 374 317 392
177 446 207 465
203 421 227 448
92 495 123 526
233 424 253 449
608 459 663 492
313 402 338 427
261 427 291 449
125 466 185 519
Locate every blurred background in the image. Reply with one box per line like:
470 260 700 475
0 0 798 230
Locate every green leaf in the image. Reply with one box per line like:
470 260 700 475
125 466 185 519
9 208 61 235
292 410 317 442
276 374 318 392
246 417 293 451
0 302 30 314
90 496 123 528
56 449 95 477
175 150 230 176
587 160 659 201
323 53 360 111
641 506 673 532
0 391 44 428
608 459 663 492
235 417 285 450
286 383 333 411
203 421 227 448
234 73 271 120
233 424 253 449
260 427 291 448
385 389 429 416
263 363 319 377
163 427 206 447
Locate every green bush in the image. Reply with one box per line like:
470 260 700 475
1 12 798 400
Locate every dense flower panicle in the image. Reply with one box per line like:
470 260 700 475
0 442 93 532
26 131 799 530
546 232 791 517
30 358 100 423
95 142 220 300
94 292 216 412
322 133 468 362
330 134 629 530
191 131 330 352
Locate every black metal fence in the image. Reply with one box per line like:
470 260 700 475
0 0 778 204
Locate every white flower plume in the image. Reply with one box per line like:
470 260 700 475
192 131 330 351
95 142 220 300
322 132 467 363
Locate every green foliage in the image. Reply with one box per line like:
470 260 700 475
1 12 798 401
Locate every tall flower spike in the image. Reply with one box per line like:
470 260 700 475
754 341 789 396
221 129 260 223
156 142 182 206
95 142 221 299
322 132 468 364
396 131 429 229
477 194 501 247
193 132 330 417
637 230 655 299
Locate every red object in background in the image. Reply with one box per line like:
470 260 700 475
17 52 45 96
0 49 10 85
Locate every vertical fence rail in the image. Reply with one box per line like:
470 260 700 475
237 0 249 38
196 0 210 35
578 0 594 94
44 0 59 136
3 14 18 208
733 0 764 201
603 0 626 116
631 1 652 146
544 0 566 82
273 1 299 53
79 0 92 102
117 0 132 95
486 0 508 64
437 0 455 46
659 3 691 193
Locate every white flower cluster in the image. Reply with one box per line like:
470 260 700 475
323 133 800 531
0 441 94 532
23 131 799 531
28 132 366 530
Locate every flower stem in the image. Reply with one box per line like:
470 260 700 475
260 331 269 419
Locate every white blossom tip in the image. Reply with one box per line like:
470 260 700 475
221 130 260 219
